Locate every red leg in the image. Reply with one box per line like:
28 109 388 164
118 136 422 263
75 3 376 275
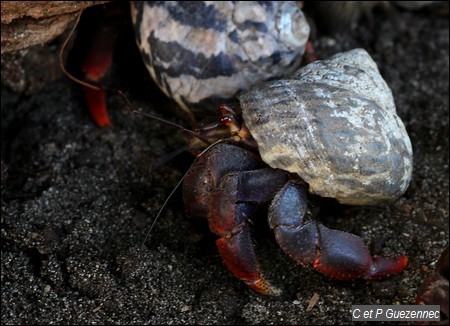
303 40 319 64
79 8 123 127
83 85 110 127
416 248 449 321
216 224 276 295
208 168 289 295
269 181 408 281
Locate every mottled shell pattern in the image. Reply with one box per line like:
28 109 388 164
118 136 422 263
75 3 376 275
130 1 310 115
240 49 413 206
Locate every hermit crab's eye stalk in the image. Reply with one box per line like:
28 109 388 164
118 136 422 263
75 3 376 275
218 104 240 134
218 104 258 150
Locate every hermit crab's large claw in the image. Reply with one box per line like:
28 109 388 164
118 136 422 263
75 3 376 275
268 181 408 282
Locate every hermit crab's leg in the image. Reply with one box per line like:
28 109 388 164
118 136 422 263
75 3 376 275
208 168 289 295
416 247 449 317
268 181 408 281
79 8 123 127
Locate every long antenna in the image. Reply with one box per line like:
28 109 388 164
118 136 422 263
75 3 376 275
141 138 230 246
116 90 232 244
141 162 190 246
148 145 189 173
117 90 212 146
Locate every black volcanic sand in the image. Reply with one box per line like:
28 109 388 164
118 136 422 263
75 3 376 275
2 5 448 325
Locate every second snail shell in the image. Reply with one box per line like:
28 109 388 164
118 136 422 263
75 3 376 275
130 1 310 116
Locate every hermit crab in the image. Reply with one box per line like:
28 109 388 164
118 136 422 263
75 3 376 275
181 48 413 295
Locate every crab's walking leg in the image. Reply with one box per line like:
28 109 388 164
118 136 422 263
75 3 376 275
80 9 123 127
209 168 289 295
269 181 408 281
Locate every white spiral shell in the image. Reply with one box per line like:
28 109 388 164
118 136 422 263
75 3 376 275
240 48 413 206
130 1 310 115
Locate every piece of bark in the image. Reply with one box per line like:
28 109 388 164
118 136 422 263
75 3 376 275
1 1 108 53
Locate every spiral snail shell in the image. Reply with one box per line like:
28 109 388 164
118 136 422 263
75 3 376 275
130 1 310 116
239 48 413 206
